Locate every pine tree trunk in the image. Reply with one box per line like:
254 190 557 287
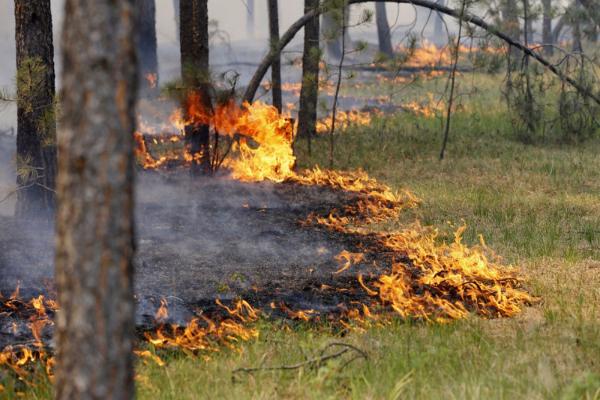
137 0 159 96
297 0 321 157
542 0 553 55
180 0 211 175
13 0 56 220
268 0 282 112
55 1 137 398
375 3 394 57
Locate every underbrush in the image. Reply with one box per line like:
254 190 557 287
3 77 600 399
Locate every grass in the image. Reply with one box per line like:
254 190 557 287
3 75 600 399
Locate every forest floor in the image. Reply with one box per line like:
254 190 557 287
4 74 600 399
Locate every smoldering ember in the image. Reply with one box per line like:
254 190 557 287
1 0 599 398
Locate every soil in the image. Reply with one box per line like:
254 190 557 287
0 170 392 347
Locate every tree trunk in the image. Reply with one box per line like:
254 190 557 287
13 0 57 220
503 0 521 62
137 0 159 96
268 0 282 112
55 1 137 399
542 0 553 55
375 3 394 57
180 0 211 175
572 0 583 52
297 0 321 156
247 0 255 38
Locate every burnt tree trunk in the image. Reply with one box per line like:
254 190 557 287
247 0 255 38
136 0 159 96
542 0 553 55
375 3 394 57
13 0 57 219
55 1 137 399
180 0 211 175
268 0 282 112
297 0 321 156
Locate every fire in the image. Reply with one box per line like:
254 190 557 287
396 40 505 69
136 96 296 182
316 110 380 134
145 299 259 354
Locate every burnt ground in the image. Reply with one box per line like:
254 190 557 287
0 171 393 347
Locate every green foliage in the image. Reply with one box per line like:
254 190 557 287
16 57 48 114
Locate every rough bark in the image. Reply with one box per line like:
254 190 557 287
180 0 211 175
55 1 137 399
243 0 600 107
542 0 553 55
375 3 394 57
268 0 282 112
297 0 321 155
136 0 159 96
13 0 57 219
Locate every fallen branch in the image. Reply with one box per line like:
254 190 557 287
232 342 367 374
242 0 600 106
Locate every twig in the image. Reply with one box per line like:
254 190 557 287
439 0 465 160
242 0 600 107
232 342 367 374
328 2 348 169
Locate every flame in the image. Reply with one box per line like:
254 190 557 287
316 110 380 134
155 298 169 323
144 299 259 354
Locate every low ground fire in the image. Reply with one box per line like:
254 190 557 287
0 94 532 381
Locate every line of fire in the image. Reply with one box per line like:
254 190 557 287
1 0 599 398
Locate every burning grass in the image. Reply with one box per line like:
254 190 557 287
1 83 535 389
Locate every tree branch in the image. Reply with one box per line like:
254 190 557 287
242 0 600 106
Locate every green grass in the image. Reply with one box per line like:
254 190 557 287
3 75 600 399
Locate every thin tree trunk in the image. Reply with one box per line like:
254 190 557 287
268 0 282 112
137 0 159 96
13 0 56 220
297 0 321 156
180 0 211 175
572 0 583 52
375 3 394 57
542 0 553 55
243 0 600 107
247 0 255 38
503 0 521 63
55 1 137 398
